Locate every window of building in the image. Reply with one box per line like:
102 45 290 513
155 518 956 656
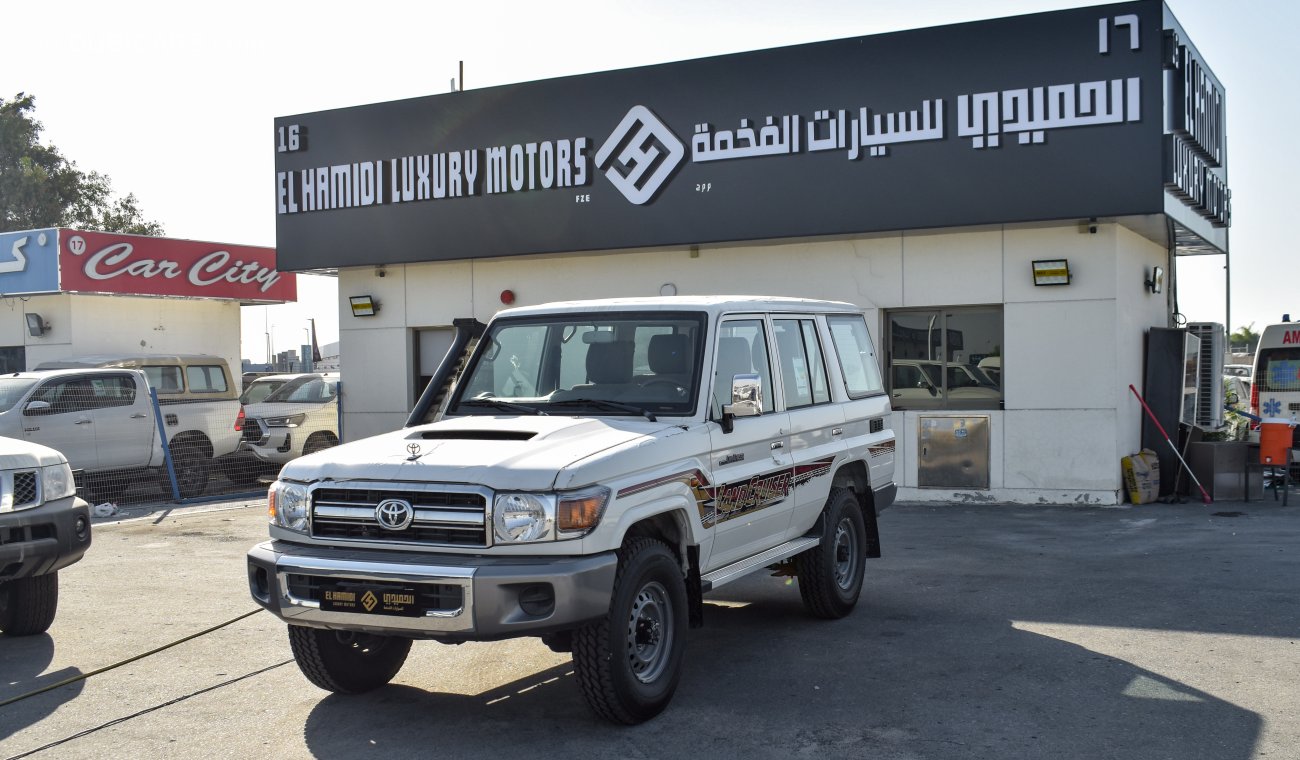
886 307 1002 410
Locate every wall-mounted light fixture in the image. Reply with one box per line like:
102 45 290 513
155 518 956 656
1145 266 1165 294
1031 259 1071 286
349 295 379 317
25 313 49 336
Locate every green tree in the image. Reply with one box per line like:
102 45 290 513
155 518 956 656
0 92 163 235
1230 323 1260 352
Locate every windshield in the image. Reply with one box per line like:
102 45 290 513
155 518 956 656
240 379 286 405
0 378 38 413
450 311 706 417
265 377 337 404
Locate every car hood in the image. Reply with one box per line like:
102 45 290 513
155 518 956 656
278 414 683 491
244 401 332 418
0 435 68 469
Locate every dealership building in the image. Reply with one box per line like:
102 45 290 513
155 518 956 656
272 0 1228 505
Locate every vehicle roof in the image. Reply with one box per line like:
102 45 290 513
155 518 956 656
495 295 861 319
36 354 228 368
2 368 146 379
251 372 338 382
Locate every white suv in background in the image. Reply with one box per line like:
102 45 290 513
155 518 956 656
242 373 340 464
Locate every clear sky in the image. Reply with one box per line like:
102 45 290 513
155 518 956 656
5 0 1294 358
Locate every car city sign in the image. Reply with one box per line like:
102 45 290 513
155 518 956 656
273 0 1226 270
58 230 297 303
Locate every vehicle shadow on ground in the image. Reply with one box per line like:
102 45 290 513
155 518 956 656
299 589 1259 760
0 634 85 744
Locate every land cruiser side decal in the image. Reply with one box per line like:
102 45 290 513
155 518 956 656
619 457 836 529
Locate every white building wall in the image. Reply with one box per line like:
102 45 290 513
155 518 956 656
13 294 241 381
337 220 1172 504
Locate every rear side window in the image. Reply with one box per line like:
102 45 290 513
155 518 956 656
143 366 184 394
186 365 229 393
827 315 885 397
88 375 137 408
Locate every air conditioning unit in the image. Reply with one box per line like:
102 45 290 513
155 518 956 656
1187 322 1226 429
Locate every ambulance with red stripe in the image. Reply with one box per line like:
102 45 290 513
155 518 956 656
1250 319 1300 440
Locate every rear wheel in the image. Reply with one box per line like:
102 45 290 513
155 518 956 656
0 573 59 636
796 488 867 619
287 625 412 693
573 537 687 724
169 442 212 499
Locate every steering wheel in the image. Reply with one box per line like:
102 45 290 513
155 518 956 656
641 380 687 398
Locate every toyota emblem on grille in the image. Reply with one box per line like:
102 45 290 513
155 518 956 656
375 499 414 530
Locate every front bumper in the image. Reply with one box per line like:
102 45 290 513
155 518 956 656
247 540 617 641
246 429 295 464
0 496 92 582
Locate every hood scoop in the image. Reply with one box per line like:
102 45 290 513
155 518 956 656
418 430 537 441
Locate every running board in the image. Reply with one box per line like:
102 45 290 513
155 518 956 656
700 536 821 592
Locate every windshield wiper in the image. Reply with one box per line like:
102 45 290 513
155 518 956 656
460 398 547 415
548 398 657 422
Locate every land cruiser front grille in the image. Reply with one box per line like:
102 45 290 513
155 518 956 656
310 486 489 547
11 471 39 507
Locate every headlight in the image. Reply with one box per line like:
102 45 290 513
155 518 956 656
266 414 307 428
41 462 76 501
493 493 555 543
268 481 310 532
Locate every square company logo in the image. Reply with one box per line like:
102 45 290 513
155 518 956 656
595 105 685 205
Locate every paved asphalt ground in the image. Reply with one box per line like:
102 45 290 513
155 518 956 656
1 495 1297 759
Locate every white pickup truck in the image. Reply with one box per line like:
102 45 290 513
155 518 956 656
0 367 241 500
247 297 896 723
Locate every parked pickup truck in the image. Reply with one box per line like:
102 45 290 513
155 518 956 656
247 297 896 724
0 436 91 636
0 367 240 500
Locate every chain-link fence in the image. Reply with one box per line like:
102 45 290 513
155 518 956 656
60 375 341 508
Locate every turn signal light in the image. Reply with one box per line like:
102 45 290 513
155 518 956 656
235 406 246 432
557 489 608 533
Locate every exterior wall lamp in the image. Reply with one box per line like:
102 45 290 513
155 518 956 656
25 313 49 336
1145 266 1165 294
349 295 379 316
1031 259 1071 286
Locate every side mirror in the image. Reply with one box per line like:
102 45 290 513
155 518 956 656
23 399 52 416
723 373 762 418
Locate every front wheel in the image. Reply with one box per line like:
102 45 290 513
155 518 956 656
0 572 59 636
796 488 867 619
573 537 687 724
287 625 412 693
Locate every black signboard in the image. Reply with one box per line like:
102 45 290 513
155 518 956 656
273 0 1221 271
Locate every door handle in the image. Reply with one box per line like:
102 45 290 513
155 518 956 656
130 412 147 418
770 441 784 450
75 419 93 425
831 428 843 436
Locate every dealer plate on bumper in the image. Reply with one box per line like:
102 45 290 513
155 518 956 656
320 582 422 617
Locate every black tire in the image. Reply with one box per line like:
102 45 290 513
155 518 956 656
302 434 337 457
287 624 412 693
796 488 867 619
573 537 687 724
0 572 59 636
169 442 213 499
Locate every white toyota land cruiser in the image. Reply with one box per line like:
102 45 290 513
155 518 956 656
247 296 896 724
